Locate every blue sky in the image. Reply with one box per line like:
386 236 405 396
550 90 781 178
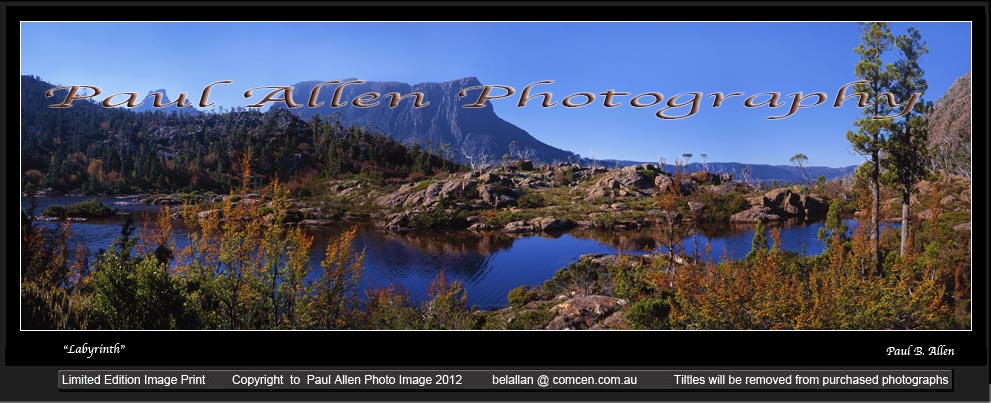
21 22 971 167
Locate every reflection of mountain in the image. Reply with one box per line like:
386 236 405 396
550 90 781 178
380 230 516 257
568 229 658 253
356 229 517 281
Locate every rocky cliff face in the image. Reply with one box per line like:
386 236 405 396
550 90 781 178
272 77 575 163
927 71 971 176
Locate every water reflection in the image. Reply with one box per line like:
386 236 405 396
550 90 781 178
22 197 889 309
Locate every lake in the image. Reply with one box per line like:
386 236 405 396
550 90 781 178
21 196 871 309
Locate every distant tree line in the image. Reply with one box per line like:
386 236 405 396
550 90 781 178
21 75 459 195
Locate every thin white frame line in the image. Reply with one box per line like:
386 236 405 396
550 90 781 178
17 20 976 332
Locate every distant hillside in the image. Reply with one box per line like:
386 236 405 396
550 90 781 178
590 160 857 182
928 71 971 176
270 77 576 163
20 75 458 194
23 73 859 188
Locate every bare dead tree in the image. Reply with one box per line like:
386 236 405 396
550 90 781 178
740 165 755 190
519 146 536 162
458 133 491 173
508 141 520 161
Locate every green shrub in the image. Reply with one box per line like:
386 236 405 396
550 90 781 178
626 297 671 329
641 168 658 183
356 170 385 186
413 179 436 192
607 262 652 301
516 192 546 209
42 198 114 218
507 285 541 307
554 167 574 185
690 192 748 222
539 259 601 297
507 309 555 330
593 214 617 228
179 192 198 202
408 209 469 230
487 209 529 227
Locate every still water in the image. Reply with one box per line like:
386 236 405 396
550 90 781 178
23 196 863 309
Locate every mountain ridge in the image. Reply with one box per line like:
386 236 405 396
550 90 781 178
23 74 860 182
269 77 576 163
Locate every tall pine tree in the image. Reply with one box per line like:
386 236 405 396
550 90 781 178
884 27 933 257
846 22 894 275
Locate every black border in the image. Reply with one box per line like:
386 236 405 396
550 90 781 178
3 2 988 401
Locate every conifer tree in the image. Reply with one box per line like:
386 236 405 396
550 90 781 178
846 22 894 275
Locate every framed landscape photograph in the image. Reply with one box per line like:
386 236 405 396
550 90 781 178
4 3 986 402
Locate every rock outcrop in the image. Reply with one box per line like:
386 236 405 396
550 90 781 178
375 179 478 209
586 164 661 200
502 217 575 234
478 184 520 207
730 188 827 223
545 295 626 330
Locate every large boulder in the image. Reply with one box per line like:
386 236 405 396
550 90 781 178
380 211 415 231
468 222 493 232
799 194 828 217
586 166 656 200
402 182 444 208
616 166 655 189
587 187 611 200
477 173 502 185
579 253 654 268
754 188 828 219
501 217 575 233
152 196 182 205
730 206 782 223
592 311 629 330
765 188 802 215
532 216 576 232
374 183 416 207
545 295 626 330
478 184 518 207
690 171 714 184
376 180 478 209
502 220 538 234
440 180 478 200
654 174 675 193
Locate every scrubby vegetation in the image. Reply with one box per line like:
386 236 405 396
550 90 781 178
41 198 114 218
21 183 481 330
492 175 970 330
